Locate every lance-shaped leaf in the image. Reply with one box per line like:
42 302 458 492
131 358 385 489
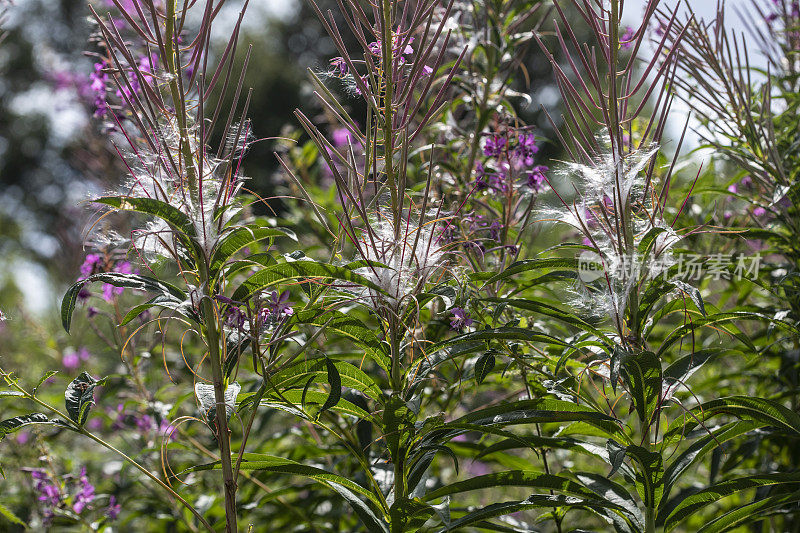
93 196 195 235
473 351 496 384
317 357 341 418
65 373 105 426
450 398 623 438
183 453 388 532
432 494 632 533
621 351 662 426
476 258 581 286
662 421 762 507
0 413 59 440
662 396 800 449
62 272 187 333
264 358 382 402
293 309 390 373
209 225 297 272
661 472 800 532
696 489 800 533
625 444 664 511
231 260 387 301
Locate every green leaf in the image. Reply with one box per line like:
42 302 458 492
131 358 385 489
0 413 56 440
64 372 104 426
663 421 761 501
432 494 630 533
661 473 800 532
265 390 372 420
637 227 668 255
697 489 800 533
478 258 580 286
266 358 383 402
474 351 496 384
93 196 194 236
35 370 58 391
656 312 760 357
0 502 26 527
625 445 664 511
451 398 622 438
209 226 296 272
483 297 610 342
620 351 662 425
119 294 193 326
669 280 706 316
428 327 569 356
317 358 342 417
293 309 390 373
186 453 388 532
423 471 601 502
61 272 186 333
231 260 386 302
663 396 800 449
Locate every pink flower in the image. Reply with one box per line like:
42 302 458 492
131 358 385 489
62 351 81 370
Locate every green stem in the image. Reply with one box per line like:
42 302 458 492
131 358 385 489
380 0 399 237
199 262 238 533
164 0 198 200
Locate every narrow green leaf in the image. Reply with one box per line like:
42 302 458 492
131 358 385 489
93 196 194 235
0 413 55 440
231 260 386 302
474 351 496 384
318 358 342 417
61 272 186 333
662 473 800 532
64 373 104 426
0 502 26 527
621 351 662 425
210 226 296 272
479 258 581 287
697 489 800 533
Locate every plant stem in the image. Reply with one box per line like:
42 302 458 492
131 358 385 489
164 0 198 199
199 262 238 533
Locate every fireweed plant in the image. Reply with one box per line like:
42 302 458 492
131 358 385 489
2 0 800 532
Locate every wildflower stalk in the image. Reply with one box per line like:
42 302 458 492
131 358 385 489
198 261 238 533
380 0 400 237
164 0 198 199
0 367 214 532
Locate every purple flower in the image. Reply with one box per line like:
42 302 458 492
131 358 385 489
483 135 506 158
102 260 133 302
72 467 95 514
422 65 433 76
449 308 474 331
727 183 738 194
62 350 81 370
134 413 153 433
30 469 60 512
329 56 348 77
262 290 294 320
80 253 103 278
753 206 767 217
514 133 539 167
621 26 635 49
107 495 121 520
475 162 508 193
525 165 548 191
332 127 355 148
